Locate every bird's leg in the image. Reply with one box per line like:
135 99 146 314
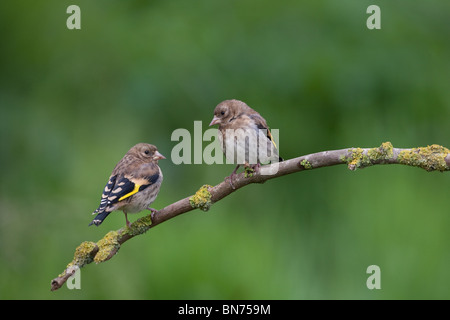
225 164 241 189
124 211 132 228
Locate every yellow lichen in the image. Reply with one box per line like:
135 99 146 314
244 166 254 178
397 144 450 172
73 241 97 264
345 142 395 170
60 241 97 277
126 214 152 236
300 159 313 170
347 147 370 170
367 141 394 161
189 185 213 212
94 230 120 263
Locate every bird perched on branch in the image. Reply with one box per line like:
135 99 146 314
209 99 283 187
89 143 165 227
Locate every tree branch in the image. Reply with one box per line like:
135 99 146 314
50 142 450 291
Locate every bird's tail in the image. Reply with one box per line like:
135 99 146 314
89 211 111 226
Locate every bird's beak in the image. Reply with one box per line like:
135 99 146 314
153 151 166 160
209 116 220 126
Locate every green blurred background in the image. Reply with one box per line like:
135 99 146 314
1 0 450 299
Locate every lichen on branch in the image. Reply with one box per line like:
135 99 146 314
397 144 450 172
94 231 120 263
341 141 395 170
50 142 450 291
189 184 213 212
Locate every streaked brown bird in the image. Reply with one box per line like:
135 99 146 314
209 99 282 187
89 143 165 227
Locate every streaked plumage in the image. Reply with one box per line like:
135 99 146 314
209 99 282 186
89 143 165 227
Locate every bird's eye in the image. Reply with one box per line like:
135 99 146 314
220 111 225 115
144 150 150 155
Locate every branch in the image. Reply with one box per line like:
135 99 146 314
50 142 450 291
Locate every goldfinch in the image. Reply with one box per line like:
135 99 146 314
89 143 165 227
209 99 282 186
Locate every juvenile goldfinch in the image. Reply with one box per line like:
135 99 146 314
89 143 165 227
209 99 283 186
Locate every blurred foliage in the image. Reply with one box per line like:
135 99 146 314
1 0 450 299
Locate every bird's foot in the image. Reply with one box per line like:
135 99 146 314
148 207 158 222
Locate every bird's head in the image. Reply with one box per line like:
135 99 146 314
131 143 166 163
209 99 248 127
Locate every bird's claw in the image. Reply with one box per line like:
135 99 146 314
148 207 158 222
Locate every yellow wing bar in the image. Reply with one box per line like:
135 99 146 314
118 184 141 201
